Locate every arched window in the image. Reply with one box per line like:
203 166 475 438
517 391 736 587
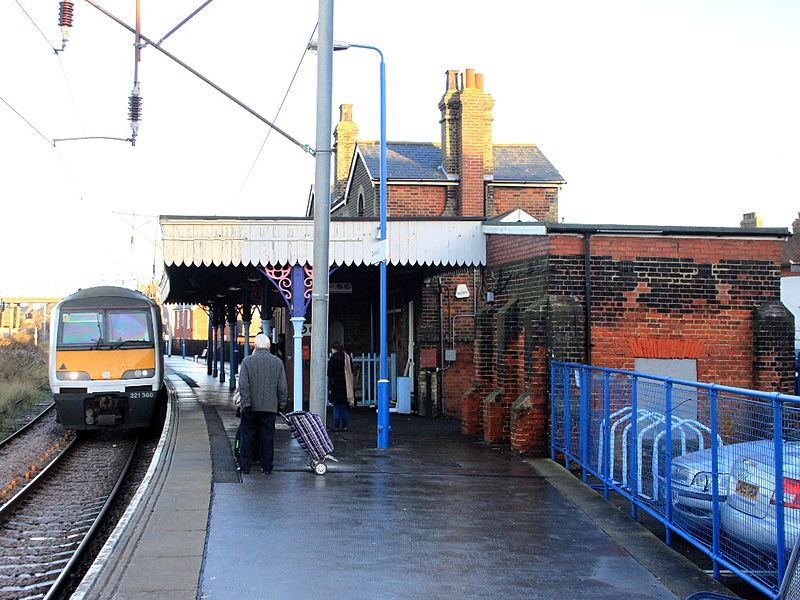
357 192 365 217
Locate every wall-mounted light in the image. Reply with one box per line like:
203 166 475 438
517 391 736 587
485 291 495 304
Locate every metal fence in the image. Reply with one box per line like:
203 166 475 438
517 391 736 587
351 353 396 407
551 361 800 599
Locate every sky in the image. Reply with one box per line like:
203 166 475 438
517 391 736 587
2 0 798 298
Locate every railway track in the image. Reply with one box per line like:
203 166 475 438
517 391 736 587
0 432 139 600
0 404 71 508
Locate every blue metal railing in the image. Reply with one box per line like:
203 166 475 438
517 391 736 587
551 361 800 599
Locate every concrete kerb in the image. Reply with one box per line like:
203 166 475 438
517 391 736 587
526 458 736 599
70 379 179 600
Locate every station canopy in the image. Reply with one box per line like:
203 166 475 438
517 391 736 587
159 216 487 306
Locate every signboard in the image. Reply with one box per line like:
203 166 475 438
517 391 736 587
370 239 388 264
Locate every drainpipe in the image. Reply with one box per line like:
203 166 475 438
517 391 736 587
438 278 448 416
584 233 593 366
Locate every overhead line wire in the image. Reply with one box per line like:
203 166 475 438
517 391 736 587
234 22 319 201
55 57 87 134
85 0 315 155
14 0 59 53
0 94 53 146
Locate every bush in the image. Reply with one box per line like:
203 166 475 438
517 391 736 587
0 342 49 414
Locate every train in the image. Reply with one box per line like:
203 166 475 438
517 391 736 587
48 286 166 431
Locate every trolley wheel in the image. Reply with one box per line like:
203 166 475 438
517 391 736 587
314 461 327 475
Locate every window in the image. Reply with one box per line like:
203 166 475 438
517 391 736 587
357 192 365 216
61 311 103 345
108 311 151 343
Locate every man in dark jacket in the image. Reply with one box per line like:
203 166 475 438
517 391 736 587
238 333 288 474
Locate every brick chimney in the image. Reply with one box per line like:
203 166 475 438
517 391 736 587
438 68 494 217
439 70 461 174
333 104 358 200
740 212 762 228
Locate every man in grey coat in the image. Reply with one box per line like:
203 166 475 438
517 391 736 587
238 333 288 474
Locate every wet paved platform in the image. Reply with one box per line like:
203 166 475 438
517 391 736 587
74 356 736 599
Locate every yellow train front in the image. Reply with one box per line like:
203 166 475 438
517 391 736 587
48 286 166 431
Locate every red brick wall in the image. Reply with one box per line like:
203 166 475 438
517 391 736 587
487 234 550 264
490 187 558 221
481 231 792 456
417 269 480 418
576 235 788 392
387 185 449 217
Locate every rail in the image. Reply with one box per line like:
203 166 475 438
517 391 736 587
0 434 138 598
551 361 800 599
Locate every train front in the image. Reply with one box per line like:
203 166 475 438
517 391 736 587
48 287 165 430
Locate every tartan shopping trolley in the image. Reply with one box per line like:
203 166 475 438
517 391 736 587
281 411 338 475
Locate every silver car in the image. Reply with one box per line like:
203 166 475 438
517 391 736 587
667 444 736 525
720 441 800 552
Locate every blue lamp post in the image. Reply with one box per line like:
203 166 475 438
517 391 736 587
319 40 390 448
353 43 389 449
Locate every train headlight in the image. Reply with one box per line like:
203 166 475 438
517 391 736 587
56 371 90 381
122 369 153 379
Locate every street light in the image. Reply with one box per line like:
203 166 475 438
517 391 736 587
309 40 390 448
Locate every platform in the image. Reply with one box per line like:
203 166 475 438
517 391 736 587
71 356 735 599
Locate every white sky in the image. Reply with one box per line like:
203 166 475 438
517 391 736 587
2 0 798 298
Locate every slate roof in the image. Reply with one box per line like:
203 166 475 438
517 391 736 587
358 141 564 183
359 142 449 181
493 145 564 183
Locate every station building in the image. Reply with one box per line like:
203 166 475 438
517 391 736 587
159 67 794 455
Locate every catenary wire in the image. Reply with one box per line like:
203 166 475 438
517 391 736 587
233 21 319 202
14 0 59 53
0 94 53 146
55 57 87 134
85 0 314 154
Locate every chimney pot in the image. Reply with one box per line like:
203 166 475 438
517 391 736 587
445 69 459 91
465 68 475 88
340 104 353 122
475 73 484 91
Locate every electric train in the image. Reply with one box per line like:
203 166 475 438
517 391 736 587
48 286 166 431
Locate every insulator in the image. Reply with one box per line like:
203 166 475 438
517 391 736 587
128 93 143 123
58 2 74 28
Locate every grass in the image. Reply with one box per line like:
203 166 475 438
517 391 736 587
0 341 50 428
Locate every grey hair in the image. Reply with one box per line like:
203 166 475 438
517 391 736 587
254 333 271 349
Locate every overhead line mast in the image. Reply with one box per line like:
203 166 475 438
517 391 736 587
85 0 313 154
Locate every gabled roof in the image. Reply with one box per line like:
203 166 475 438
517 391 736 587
357 141 564 184
492 145 564 183
359 142 450 181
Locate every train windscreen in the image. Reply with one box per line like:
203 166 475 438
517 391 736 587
60 309 153 347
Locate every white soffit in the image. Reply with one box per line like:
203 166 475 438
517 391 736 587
161 218 486 268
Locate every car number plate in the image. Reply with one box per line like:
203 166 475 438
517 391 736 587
735 479 759 500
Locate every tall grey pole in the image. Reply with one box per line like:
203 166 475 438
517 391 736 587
309 0 334 421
